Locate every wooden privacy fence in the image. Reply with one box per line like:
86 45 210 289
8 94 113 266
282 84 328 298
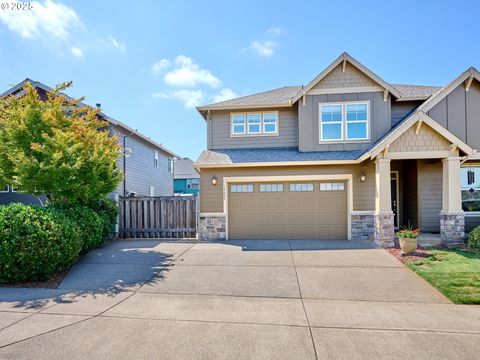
119 196 197 238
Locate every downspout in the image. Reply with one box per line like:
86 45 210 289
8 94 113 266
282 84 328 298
122 132 134 196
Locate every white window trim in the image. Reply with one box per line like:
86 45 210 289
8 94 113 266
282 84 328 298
247 113 262 134
0 185 9 193
230 112 279 137
319 101 370 143
345 103 370 141
262 113 278 134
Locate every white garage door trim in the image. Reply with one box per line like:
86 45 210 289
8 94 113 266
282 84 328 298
223 174 353 240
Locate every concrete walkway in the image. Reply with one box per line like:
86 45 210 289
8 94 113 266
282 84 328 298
1 239 479 359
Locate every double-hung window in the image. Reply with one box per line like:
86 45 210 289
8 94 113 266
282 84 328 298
154 150 159 167
231 112 278 136
232 114 246 135
247 114 261 134
345 103 368 140
263 113 277 134
320 104 343 141
320 102 369 142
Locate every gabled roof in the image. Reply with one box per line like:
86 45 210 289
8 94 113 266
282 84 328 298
365 111 474 160
291 52 402 103
2 79 180 158
197 86 300 112
417 67 480 113
174 158 200 179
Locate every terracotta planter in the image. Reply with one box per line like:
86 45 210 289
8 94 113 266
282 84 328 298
399 237 418 255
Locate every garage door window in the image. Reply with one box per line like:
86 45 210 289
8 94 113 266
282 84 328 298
289 183 314 192
259 183 283 192
231 184 254 193
320 183 345 191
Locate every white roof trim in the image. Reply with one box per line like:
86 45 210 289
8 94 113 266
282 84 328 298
367 111 474 159
291 52 401 103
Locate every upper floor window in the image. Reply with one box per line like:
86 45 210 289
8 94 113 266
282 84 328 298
154 149 159 167
168 158 174 173
231 112 278 136
319 102 369 142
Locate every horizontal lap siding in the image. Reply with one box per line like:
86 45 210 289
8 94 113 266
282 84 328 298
112 125 173 197
209 107 298 149
199 162 375 213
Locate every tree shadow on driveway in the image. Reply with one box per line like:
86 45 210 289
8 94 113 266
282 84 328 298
0 239 194 311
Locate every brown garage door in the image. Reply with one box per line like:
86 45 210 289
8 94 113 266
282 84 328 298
228 181 348 240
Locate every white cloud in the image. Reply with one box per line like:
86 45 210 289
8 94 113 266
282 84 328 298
71 46 84 58
0 0 82 41
151 59 171 74
163 55 222 88
212 88 237 103
250 40 276 57
108 34 126 52
152 89 205 108
266 27 281 35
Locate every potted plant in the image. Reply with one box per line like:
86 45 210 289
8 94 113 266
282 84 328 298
396 226 421 255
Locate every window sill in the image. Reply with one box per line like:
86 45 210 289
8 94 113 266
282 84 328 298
465 212 480 217
230 133 279 138
318 139 371 145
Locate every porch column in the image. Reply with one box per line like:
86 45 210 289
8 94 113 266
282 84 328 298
374 158 395 247
440 157 465 243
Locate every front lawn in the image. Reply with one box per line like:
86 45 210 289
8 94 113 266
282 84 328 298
408 249 480 304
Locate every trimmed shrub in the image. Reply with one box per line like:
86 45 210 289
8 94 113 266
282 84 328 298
0 203 82 283
52 204 103 254
87 198 119 238
467 226 480 250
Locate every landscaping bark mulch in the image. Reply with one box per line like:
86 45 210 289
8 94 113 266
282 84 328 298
387 248 434 264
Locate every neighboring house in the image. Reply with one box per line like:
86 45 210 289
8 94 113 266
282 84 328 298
174 158 200 196
195 52 480 246
0 79 178 204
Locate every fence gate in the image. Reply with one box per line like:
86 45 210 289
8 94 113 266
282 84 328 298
119 196 197 238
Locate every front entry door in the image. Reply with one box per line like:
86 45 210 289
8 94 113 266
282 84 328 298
391 172 399 228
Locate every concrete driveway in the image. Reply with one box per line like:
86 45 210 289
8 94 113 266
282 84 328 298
1 239 480 359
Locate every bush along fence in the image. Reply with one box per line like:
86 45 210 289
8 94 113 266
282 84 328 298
0 200 119 284
119 196 197 239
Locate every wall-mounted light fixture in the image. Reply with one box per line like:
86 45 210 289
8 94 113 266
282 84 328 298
359 172 366 183
211 176 218 186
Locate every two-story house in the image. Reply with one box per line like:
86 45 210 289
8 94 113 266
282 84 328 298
195 52 480 247
0 79 178 205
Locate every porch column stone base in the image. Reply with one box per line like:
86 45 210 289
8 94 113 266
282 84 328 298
373 213 395 248
351 214 375 241
440 213 465 243
199 215 226 241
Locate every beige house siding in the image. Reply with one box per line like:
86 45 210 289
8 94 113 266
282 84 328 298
389 124 450 153
199 162 375 213
208 106 298 149
417 160 443 232
311 62 379 90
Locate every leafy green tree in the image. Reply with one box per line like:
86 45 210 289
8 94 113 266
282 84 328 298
0 81 122 205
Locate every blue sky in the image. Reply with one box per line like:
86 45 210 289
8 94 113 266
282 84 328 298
1 0 479 159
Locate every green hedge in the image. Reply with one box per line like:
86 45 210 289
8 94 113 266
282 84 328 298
0 203 82 283
0 199 119 284
468 226 480 250
51 204 103 254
